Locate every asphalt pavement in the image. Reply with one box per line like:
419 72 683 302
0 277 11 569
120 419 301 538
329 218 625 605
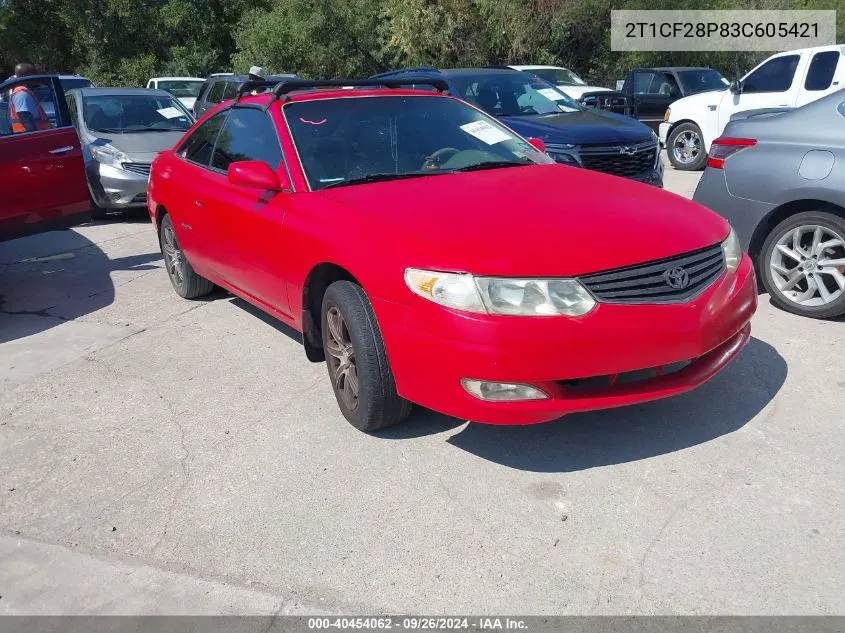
1 159 843 615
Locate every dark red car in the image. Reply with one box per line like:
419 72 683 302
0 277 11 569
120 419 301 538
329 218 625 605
0 74 91 241
147 78 757 432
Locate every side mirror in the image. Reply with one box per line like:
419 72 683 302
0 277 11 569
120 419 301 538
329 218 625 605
729 79 741 95
527 137 546 153
227 160 290 191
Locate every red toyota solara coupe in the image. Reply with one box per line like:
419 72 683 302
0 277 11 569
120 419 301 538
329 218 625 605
147 77 757 432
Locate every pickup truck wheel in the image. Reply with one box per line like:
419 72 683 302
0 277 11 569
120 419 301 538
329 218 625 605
760 211 845 319
159 214 214 299
667 123 707 171
321 281 412 432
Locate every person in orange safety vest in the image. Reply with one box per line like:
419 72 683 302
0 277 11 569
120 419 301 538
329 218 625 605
8 63 52 133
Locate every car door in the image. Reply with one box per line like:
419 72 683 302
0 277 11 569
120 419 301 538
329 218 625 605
167 109 229 274
203 105 292 316
718 53 804 133
630 70 679 130
0 76 89 241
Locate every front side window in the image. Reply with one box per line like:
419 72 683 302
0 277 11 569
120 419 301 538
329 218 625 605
284 95 552 191
207 81 226 104
210 108 282 171
0 79 58 136
453 73 581 117
742 55 800 93
221 82 238 101
82 93 192 133
178 110 227 166
631 71 657 95
805 51 840 91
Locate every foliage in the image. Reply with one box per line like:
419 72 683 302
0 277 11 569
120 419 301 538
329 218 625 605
1 0 842 86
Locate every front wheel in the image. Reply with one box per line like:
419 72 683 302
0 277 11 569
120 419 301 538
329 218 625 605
158 214 214 299
667 122 707 171
760 211 845 319
321 281 412 432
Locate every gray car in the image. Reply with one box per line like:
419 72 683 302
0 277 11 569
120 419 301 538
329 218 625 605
693 90 845 319
65 87 194 218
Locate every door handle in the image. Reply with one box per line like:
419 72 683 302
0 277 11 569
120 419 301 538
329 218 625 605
49 145 74 154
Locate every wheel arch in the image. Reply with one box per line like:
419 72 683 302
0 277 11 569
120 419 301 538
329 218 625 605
749 199 845 262
154 204 168 231
301 262 362 362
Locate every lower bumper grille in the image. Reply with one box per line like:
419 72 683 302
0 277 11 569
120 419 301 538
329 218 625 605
558 359 692 393
580 243 726 304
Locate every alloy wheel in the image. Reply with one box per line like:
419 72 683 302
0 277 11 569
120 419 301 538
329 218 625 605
671 130 701 165
325 306 360 412
769 224 845 307
162 224 185 288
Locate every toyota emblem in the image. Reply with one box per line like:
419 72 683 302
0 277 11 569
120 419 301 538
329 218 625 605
663 267 690 289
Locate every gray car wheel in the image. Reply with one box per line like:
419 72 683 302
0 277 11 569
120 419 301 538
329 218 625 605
159 214 215 300
760 211 845 319
667 122 707 171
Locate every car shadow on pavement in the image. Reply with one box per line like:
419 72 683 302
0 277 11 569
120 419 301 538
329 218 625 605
0 229 161 344
386 336 787 472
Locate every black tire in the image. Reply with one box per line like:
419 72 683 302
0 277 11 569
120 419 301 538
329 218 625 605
321 281 412 432
667 122 707 171
158 214 214 299
760 210 845 319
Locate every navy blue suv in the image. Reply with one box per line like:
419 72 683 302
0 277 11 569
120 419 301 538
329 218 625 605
371 67 663 187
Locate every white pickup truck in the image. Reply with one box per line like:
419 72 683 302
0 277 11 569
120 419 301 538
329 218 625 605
660 44 845 170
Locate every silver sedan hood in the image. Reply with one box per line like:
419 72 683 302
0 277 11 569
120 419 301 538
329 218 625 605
87 130 186 163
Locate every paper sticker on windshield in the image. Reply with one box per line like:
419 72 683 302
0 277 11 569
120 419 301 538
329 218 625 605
537 88 567 101
157 107 183 119
460 121 511 145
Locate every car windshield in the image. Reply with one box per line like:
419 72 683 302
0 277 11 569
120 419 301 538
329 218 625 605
83 93 192 132
157 80 205 98
451 73 582 117
676 69 730 94
284 95 553 191
526 67 586 86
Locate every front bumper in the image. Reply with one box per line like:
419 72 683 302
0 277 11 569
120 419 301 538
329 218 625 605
87 162 149 209
631 162 663 187
658 122 671 146
374 254 757 425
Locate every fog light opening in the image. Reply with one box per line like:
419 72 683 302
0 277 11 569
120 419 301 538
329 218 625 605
461 379 549 402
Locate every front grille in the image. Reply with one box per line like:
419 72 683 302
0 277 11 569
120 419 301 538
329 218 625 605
121 162 151 176
579 140 657 178
580 243 725 304
558 359 692 393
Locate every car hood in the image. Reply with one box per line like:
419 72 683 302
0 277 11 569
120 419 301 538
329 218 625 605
501 109 652 145
178 97 196 110
318 164 729 277
87 131 186 162
557 85 612 99
668 89 727 117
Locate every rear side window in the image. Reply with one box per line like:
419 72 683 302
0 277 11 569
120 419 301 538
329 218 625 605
221 81 238 101
207 81 226 104
742 55 800 93
178 110 227 166
210 107 282 171
804 51 840 91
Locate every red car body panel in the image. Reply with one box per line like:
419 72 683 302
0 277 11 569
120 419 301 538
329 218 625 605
0 77 90 242
148 90 757 424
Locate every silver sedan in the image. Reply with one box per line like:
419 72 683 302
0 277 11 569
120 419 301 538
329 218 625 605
65 87 194 219
693 90 845 319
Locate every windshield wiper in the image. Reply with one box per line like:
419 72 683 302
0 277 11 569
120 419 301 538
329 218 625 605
321 171 446 189
450 161 530 173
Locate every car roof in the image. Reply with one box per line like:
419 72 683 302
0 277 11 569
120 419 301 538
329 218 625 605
649 67 716 72
150 76 204 81
228 88 449 109
509 65 571 70
441 68 523 77
73 87 175 97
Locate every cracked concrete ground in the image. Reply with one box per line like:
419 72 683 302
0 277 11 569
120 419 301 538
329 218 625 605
1 163 843 615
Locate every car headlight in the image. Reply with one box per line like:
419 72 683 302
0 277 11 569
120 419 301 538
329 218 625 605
405 269 596 317
721 226 741 272
548 152 580 167
88 144 129 169
664 107 671 122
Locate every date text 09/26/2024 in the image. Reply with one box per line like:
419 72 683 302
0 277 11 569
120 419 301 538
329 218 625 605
307 617 528 630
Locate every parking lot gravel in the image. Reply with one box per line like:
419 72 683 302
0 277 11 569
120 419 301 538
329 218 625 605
1 160 843 615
